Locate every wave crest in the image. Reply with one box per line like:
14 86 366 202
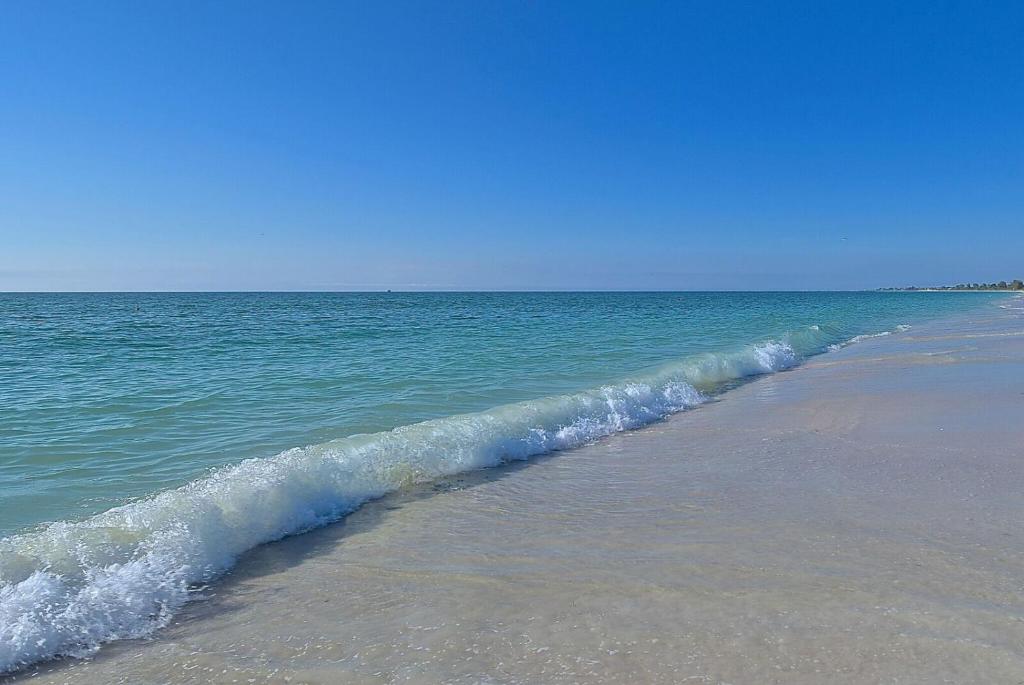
0 333 842 673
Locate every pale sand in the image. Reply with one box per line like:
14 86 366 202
10 300 1024 684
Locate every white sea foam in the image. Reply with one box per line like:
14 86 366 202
999 294 1024 310
0 338 805 673
827 324 911 351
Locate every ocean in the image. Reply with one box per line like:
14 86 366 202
0 290 1008 673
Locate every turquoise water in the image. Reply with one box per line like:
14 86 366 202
0 291 1006 672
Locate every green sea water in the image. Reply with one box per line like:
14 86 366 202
0 290 1010 673
0 291 1003 537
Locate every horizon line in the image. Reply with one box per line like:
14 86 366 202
0 288 994 295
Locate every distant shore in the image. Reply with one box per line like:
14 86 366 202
885 288 1023 292
13 296 1024 683
881 279 1023 292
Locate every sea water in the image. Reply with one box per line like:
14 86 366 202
0 291 1007 672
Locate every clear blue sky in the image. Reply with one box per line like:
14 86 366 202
1 1 1021 291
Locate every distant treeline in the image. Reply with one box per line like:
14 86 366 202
881 279 1024 291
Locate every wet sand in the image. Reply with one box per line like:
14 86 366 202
11 300 1024 684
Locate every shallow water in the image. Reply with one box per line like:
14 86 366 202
0 291 1010 674
9 296 1024 684
0 291 1001 535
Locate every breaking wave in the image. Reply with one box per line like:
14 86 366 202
0 325 905 673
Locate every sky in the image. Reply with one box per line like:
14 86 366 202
1 1 1022 291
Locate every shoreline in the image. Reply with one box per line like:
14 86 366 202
9 297 1024 683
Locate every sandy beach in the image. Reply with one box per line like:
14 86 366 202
6 2 1023 681
9 298 1024 684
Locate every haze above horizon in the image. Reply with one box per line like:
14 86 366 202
2 2 1022 292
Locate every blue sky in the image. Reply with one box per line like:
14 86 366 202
1 1 1022 291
